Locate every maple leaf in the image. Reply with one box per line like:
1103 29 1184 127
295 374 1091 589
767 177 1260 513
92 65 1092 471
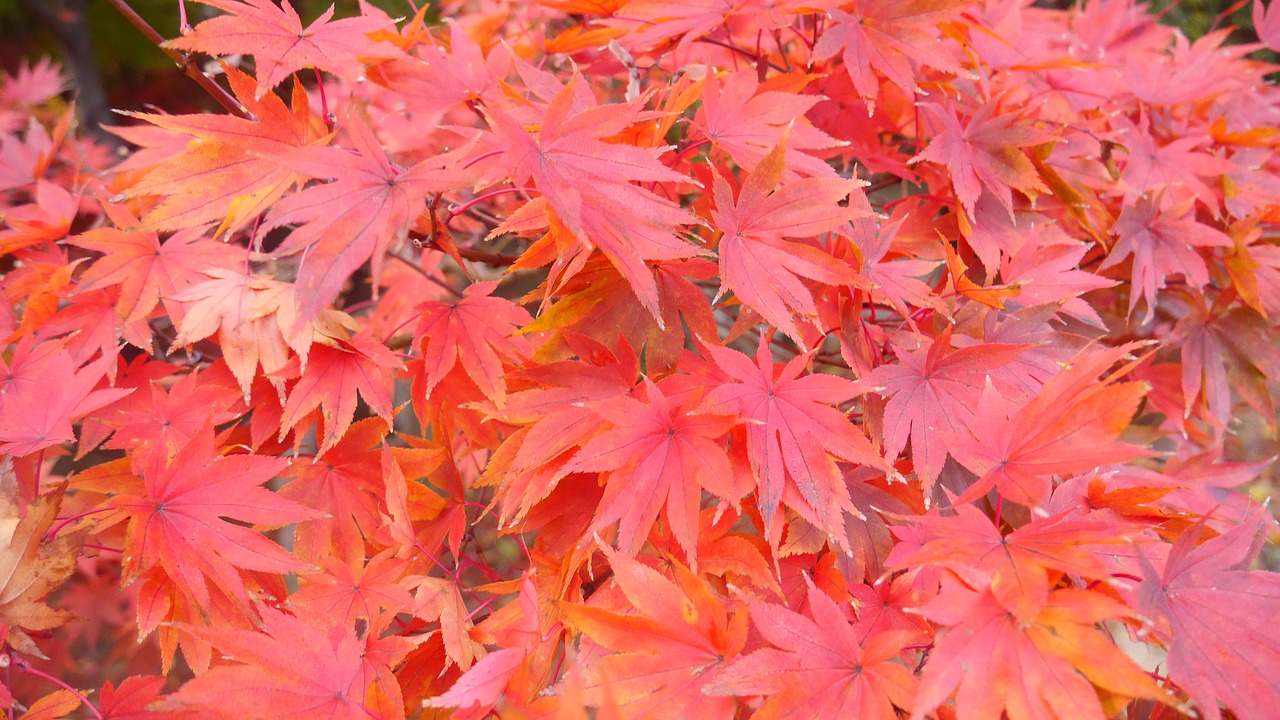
0 483 81 657
69 220 240 328
423 575 545 714
564 378 739 561
711 138 867 343
698 338 884 544
910 100 1051 219
948 344 1152 507
0 340 132 457
520 256 719 376
170 269 309 399
412 280 532 408
167 0 396 98
0 180 76 255
367 22 504 119
1099 196 1232 322
889 504 1132 619
693 70 841 179
1135 515 1280 720
278 330 402 455
1115 115 1235 203
99 676 175 719
104 371 243 466
486 74 701 319
37 288 152 378
484 333 640 524
810 0 967 105
291 549 414 628
707 576 918 720
162 606 385 719
423 647 524 715
1257 0 1280 51
111 422 320 609
10 688 81 720
841 199 945 330
264 109 469 325
119 66 324 238
606 0 781 50
1000 238 1116 328
911 580 1167 720
866 329 1030 490
279 417 392 565
562 547 745 719
0 57 66 110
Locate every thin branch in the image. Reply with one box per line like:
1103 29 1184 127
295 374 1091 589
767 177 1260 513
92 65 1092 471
390 252 464 298
410 231 523 267
103 0 250 119
11 655 105 720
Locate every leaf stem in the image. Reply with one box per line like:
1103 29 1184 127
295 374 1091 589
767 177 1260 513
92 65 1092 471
11 655 105 720
670 138 711 166
313 68 333 127
408 232 522 267
443 187 541 226
462 149 503 170
696 36 786 73
46 506 115 540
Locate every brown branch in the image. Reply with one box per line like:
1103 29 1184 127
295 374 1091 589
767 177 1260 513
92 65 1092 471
390 252 464 298
408 230 523 267
103 0 250 119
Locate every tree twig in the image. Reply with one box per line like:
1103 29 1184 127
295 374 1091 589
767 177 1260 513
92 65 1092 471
103 0 250 119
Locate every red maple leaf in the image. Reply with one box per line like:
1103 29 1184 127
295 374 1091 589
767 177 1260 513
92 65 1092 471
1100 196 1232 322
162 606 380 719
484 333 640 525
810 0 967 105
699 337 884 544
911 579 1166 720
170 269 309 399
167 0 395 97
693 70 841 179
889 504 1133 619
70 220 239 328
948 344 1152 507
291 549 414 628
707 577 919 719
104 370 243 466
112 422 320 609
910 100 1051 219
1257 0 1280 51
1135 515 1280 720
0 339 132 457
264 108 470 324
0 180 76 255
561 547 745 719
119 66 324 238
99 676 175 719
564 377 739 561
278 330 402 455
279 417 392 566
486 74 700 318
711 139 866 344
866 329 1030 489
411 279 532 408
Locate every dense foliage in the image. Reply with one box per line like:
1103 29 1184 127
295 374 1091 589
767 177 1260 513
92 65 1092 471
2 0 1280 718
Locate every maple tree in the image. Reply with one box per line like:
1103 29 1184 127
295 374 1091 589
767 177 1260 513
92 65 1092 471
3 0 1280 717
